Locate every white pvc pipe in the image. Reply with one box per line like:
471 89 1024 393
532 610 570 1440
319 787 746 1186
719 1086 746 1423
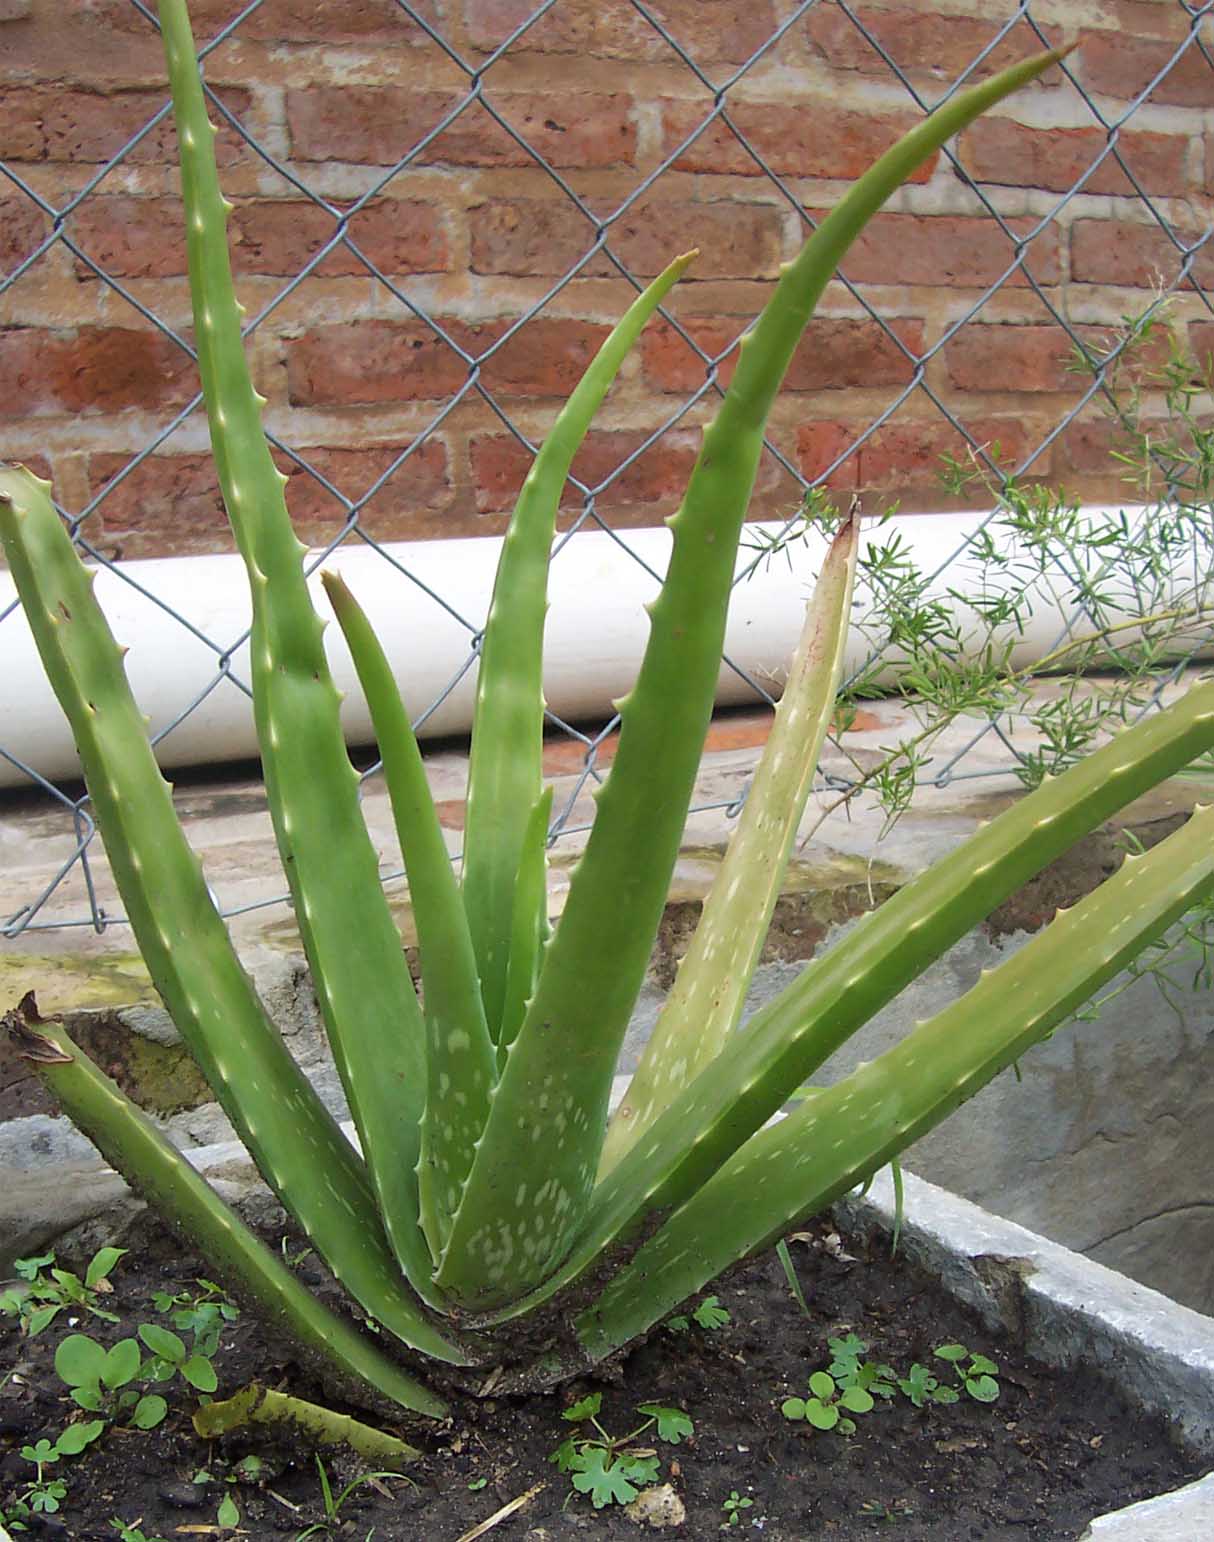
0 508 1205 788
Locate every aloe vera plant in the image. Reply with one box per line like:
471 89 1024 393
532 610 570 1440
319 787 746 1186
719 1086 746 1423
4 5 1213 1419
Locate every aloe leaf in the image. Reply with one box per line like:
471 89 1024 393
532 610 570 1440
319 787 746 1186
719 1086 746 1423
194 1382 418 1464
0 467 465 1363
437 45 1074 1309
576 804 1214 1356
500 785 555 1055
480 677 1214 1324
321 570 496 1257
462 249 697 1044
600 506 860 1173
159 0 437 1297
2 994 448 1416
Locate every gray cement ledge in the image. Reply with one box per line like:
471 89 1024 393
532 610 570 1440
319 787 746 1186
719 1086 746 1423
839 1169 1214 1539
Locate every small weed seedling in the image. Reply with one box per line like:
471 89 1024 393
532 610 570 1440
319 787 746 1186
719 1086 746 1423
53 1325 217 1431
195 1455 266 1484
722 1488 755 1526
781 1333 898 1434
858 1497 915 1523
781 1369 874 1434
783 1336 999 1433
550 1393 693 1509
933 1343 1000 1403
136 1323 220 1394
150 1277 238 1358
896 1361 958 1408
0 1247 126 1338
189 1461 260 1537
1 1420 105 1529
666 1296 731 1334
292 1455 408 1541
111 1520 172 1542
826 1333 899 1400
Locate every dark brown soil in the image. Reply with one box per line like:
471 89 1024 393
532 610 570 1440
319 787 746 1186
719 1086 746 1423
0 1212 1202 1541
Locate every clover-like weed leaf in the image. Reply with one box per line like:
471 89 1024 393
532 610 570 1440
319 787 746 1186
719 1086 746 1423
619 1453 661 1485
548 1436 580 1473
570 1447 642 1509
692 1297 730 1331
21 1439 59 1466
562 1392 602 1423
638 1404 693 1444
898 1363 939 1407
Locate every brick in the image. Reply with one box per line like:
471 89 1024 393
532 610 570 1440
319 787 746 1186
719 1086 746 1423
287 88 635 169
90 454 231 550
1051 416 1124 479
0 327 195 416
288 317 612 406
83 0 440 43
807 8 1063 81
797 414 1037 500
232 198 449 277
288 320 467 407
944 325 1090 394
469 197 783 280
472 429 699 514
958 119 1191 198
1078 28 1214 107
89 441 453 554
1185 321 1214 376
1071 218 1214 289
0 196 46 277
479 318 613 397
0 91 41 159
472 425 797 522
68 196 449 280
465 0 776 64
68 197 185 280
277 443 452 537
642 316 924 393
0 86 252 165
834 212 1061 288
1051 413 1172 497
663 101 936 184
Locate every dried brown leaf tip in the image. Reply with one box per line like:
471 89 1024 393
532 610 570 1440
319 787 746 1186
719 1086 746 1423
3 990 73 1064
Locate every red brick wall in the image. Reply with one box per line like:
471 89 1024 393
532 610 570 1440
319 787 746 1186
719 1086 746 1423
0 0 1209 558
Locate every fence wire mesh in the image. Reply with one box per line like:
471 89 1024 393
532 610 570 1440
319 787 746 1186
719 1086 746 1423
3 0 1214 940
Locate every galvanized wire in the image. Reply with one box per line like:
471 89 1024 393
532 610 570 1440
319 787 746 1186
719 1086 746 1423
2 0 1213 937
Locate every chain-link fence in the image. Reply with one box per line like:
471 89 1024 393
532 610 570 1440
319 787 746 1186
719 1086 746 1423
3 0 1214 940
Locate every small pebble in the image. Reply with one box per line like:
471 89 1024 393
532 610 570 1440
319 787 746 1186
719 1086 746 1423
158 1478 209 1509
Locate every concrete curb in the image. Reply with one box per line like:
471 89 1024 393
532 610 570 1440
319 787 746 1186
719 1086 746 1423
838 1168 1214 1536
